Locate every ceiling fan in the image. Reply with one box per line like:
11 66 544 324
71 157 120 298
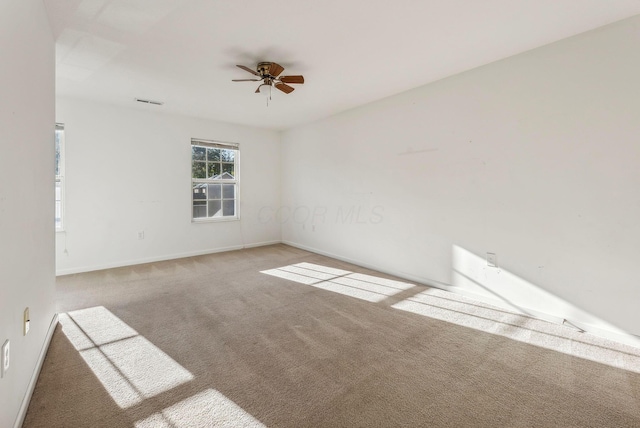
232 62 304 95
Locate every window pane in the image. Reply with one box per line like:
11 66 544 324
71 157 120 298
193 201 206 218
207 184 221 199
192 184 206 200
55 126 64 230
55 180 62 228
222 184 235 199
55 202 62 229
55 180 62 202
221 149 235 162
191 140 238 221
192 146 206 161
222 163 234 176
207 148 220 161
222 200 235 216
207 162 221 178
192 161 206 178
55 130 62 176
208 200 222 217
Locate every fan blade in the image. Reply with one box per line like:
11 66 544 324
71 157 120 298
275 82 294 94
232 79 261 82
236 64 260 76
269 62 285 77
280 75 304 84
255 84 262 93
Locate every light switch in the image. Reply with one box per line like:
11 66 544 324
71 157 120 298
24 307 30 336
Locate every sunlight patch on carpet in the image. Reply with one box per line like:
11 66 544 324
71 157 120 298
135 388 265 428
393 289 640 373
59 306 194 408
261 262 414 302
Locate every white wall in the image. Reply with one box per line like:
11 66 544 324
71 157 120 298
56 98 281 274
281 16 640 341
0 1 56 426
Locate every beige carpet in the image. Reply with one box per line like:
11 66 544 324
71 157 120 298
23 244 640 427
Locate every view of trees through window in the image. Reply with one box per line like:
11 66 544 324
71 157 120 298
191 140 238 220
55 124 64 230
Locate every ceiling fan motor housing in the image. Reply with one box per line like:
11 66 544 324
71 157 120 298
257 62 274 77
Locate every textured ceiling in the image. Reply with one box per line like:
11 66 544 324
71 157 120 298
44 0 640 130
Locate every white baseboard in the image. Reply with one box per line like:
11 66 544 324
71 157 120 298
565 319 640 348
56 240 282 276
445 285 640 346
281 240 640 349
282 240 451 289
54 236 640 349
243 240 281 249
14 313 59 428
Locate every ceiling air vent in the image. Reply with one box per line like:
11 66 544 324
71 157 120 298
135 98 164 106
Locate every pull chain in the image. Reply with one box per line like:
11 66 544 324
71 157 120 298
266 84 272 107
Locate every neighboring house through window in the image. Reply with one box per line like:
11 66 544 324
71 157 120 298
191 139 239 220
55 123 64 230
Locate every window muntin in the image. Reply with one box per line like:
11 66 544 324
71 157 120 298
55 123 64 230
191 139 238 221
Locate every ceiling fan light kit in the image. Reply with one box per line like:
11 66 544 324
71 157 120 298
233 61 304 105
258 83 272 105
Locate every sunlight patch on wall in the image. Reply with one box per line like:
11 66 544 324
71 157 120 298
452 244 640 347
135 388 265 428
59 306 194 408
393 288 640 374
261 262 414 302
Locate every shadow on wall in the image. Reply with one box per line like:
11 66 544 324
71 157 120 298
450 245 640 348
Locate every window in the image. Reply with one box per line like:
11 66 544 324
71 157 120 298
191 139 239 220
55 123 64 230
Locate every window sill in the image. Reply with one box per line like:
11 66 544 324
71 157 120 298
192 216 240 224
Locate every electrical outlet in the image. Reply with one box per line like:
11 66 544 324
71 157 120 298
487 252 498 268
24 307 30 336
1 340 9 378
138 231 145 240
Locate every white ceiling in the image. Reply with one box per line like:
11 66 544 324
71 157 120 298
44 0 640 131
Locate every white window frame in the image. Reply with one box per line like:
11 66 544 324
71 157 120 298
191 138 240 222
55 123 65 231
